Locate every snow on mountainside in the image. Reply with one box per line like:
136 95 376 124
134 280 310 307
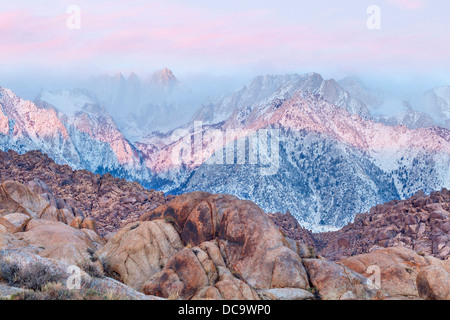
148 90 450 231
193 73 372 126
35 89 146 173
374 101 435 129
338 76 384 110
339 77 440 129
2 72 450 232
424 86 450 128
90 68 196 137
37 88 99 116
0 86 81 168
0 87 148 182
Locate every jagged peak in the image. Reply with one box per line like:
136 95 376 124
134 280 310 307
0 86 16 98
114 72 126 81
339 75 366 87
152 68 176 82
249 72 324 85
129 72 140 82
35 87 102 116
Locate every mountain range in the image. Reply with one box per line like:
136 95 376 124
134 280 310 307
1 70 450 231
89 68 196 138
2 157 448 300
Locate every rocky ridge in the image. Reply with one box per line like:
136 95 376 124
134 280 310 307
0 150 165 236
270 189 450 262
0 173 448 300
4 76 450 233
315 189 450 261
0 178 160 300
152 89 450 232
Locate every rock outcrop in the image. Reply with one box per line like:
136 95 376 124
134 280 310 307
340 247 450 300
268 211 316 247
0 178 102 267
100 192 312 299
315 189 450 261
271 189 450 262
302 258 380 300
0 179 158 300
1 166 448 300
0 150 166 235
98 220 183 290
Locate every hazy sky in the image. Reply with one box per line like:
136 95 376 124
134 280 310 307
1 0 449 99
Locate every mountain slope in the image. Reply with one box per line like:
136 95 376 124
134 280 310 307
424 86 450 128
35 89 144 169
193 73 372 125
314 188 450 261
375 101 436 129
3 73 450 232
90 69 195 137
0 87 149 183
0 87 81 168
0 149 165 235
148 91 450 231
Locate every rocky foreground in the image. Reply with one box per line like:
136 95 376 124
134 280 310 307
0 172 449 300
270 189 450 261
0 150 166 236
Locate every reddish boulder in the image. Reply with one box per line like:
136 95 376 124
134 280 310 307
140 192 309 291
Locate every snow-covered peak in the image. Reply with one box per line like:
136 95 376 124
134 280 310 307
374 101 435 129
192 72 371 125
0 86 79 165
151 68 178 87
35 88 101 116
424 86 450 126
1 86 146 177
0 86 15 97
338 76 384 110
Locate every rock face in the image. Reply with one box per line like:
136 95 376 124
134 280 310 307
0 249 160 300
314 189 450 261
142 193 309 290
340 247 450 300
271 189 450 262
257 288 314 301
416 265 450 300
268 211 316 247
0 150 166 235
19 219 104 269
100 192 311 299
0 168 448 300
0 180 159 300
97 220 183 290
302 258 380 300
0 213 31 233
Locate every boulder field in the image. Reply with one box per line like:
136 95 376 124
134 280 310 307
1 179 447 300
0 150 166 236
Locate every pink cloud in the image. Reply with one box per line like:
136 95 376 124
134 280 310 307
0 0 448 75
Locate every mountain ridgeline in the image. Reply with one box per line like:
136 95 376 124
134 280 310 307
1 71 450 231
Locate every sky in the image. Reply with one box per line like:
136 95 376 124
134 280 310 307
1 0 449 100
